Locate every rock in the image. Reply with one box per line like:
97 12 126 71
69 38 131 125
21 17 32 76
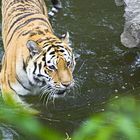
115 0 140 48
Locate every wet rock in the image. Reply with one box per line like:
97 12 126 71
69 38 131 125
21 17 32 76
115 0 140 48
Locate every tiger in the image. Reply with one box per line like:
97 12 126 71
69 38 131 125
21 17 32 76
1 0 76 106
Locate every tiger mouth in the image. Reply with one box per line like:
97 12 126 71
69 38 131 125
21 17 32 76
49 90 66 98
57 90 66 95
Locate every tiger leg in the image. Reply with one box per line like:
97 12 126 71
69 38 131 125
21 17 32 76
48 0 62 17
1 82 25 106
0 72 38 114
1 84 38 114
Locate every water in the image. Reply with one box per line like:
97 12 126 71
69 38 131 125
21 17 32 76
0 0 140 138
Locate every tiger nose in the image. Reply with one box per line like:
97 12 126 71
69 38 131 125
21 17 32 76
61 82 71 87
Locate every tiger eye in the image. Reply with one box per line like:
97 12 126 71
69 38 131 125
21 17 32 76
48 65 55 70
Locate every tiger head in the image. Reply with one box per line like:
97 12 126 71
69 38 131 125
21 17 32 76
26 33 76 97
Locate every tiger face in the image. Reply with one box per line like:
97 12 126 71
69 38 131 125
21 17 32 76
26 33 76 97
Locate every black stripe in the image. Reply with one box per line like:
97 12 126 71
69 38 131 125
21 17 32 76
43 41 50 46
7 17 50 46
8 80 18 94
38 63 42 73
22 30 32 36
42 56 46 62
14 12 32 18
50 51 55 55
6 1 20 10
23 60 27 72
12 7 26 12
7 13 34 36
6 0 41 13
59 49 65 53
43 53 47 66
66 48 71 56
57 45 64 48
47 46 52 51
33 62 37 74
13 4 41 13
19 0 28 3
13 4 25 8
38 30 45 35
36 38 47 44
51 55 55 59
43 43 51 48
52 44 59 48
29 32 38 37
36 0 46 14
28 0 42 8
37 0 44 10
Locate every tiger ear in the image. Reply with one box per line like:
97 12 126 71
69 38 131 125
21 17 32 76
61 32 70 46
26 40 41 57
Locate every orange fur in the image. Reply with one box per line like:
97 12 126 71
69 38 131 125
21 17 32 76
1 0 75 104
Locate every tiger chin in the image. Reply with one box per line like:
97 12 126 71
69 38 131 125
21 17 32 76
0 0 76 109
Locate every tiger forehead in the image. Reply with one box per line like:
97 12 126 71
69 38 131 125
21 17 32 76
43 47 66 56
42 42 67 51
39 47 70 61
41 47 65 56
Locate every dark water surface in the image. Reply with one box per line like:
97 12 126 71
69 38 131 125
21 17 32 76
1 0 140 138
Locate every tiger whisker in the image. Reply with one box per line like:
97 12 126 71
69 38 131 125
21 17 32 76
52 90 57 108
39 90 46 101
43 90 51 105
72 79 81 96
40 90 48 102
39 86 51 101
42 93 49 105
45 91 53 107
78 60 86 73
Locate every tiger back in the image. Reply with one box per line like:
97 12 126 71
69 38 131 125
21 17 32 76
1 0 76 105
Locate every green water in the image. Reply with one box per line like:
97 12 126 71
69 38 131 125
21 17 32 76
0 0 140 138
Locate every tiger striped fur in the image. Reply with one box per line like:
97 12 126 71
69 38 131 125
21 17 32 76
1 0 76 105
